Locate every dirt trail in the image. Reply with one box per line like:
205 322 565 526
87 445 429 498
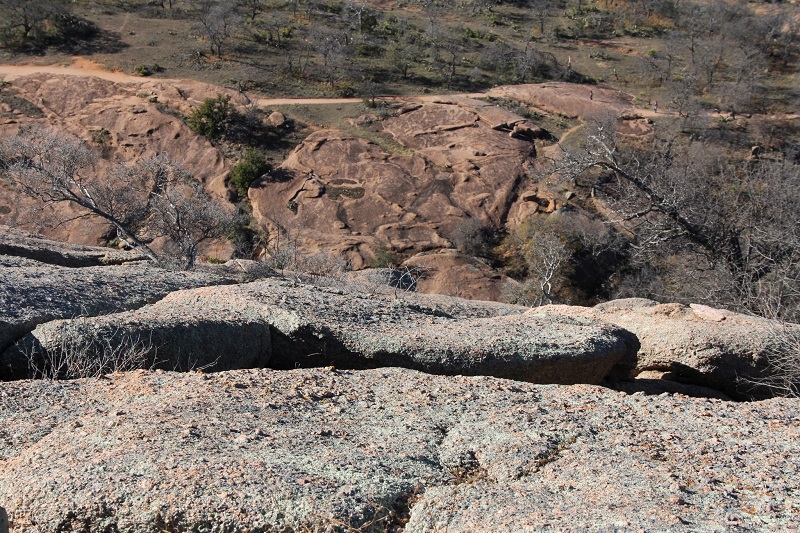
0 60 368 107
0 62 565 110
9 60 767 120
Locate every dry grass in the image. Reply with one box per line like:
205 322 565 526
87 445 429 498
741 324 800 398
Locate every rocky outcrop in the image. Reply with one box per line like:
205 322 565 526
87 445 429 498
530 298 800 399
1 368 797 531
0 254 233 377
8 279 637 385
0 225 147 267
401 249 512 302
487 83 635 119
249 97 538 272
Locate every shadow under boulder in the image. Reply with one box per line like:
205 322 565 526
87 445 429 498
3 278 639 385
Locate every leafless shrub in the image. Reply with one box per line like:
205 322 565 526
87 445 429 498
25 329 154 380
450 218 496 258
263 240 350 286
387 265 429 298
741 325 800 398
298 251 351 285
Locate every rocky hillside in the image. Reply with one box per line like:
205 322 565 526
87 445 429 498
0 68 642 301
1 228 799 531
0 70 242 247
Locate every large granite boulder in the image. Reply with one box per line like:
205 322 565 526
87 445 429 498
7 279 637 385
0 255 231 356
530 298 800 399
0 225 147 267
0 368 797 531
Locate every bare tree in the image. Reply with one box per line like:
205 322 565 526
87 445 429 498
238 0 265 22
0 127 233 270
0 0 67 40
552 116 800 320
195 0 242 58
135 154 234 269
525 231 568 306
309 27 352 88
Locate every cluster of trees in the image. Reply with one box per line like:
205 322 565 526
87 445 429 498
147 0 584 93
636 2 798 115
484 114 798 323
560 117 799 322
0 0 96 47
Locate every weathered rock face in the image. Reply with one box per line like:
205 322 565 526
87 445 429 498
249 98 538 272
8 279 637 385
0 253 233 378
0 73 237 246
402 249 511 302
1 368 797 532
487 83 635 119
0 225 147 267
530 298 799 399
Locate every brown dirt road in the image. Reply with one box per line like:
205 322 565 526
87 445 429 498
4 59 795 124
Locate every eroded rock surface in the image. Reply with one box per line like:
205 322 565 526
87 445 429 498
10 279 636 384
531 298 800 399
249 98 538 273
1 368 797 531
0 255 232 377
487 83 635 119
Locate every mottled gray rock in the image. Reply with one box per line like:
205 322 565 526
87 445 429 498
0 225 146 267
15 278 637 384
0 255 233 378
530 298 800 399
0 368 797 531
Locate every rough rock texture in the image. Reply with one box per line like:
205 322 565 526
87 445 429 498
0 255 232 376
1 368 797 531
0 73 237 247
487 83 635 119
531 298 800 399
249 98 538 274
11 279 637 385
0 225 146 267
402 249 511 302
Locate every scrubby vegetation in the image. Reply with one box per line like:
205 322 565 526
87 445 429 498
187 94 237 140
229 148 271 196
0 0 797 323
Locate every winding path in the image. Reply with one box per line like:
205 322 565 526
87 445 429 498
3 60 795 122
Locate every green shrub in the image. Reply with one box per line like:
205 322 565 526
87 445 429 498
187 95 235 139
89 128 111 144
229 148 270 196
133 64 152 76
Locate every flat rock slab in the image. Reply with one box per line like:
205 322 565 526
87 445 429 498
14 279 637 384
0 225 147 267
0 255 232 376
530 298 800 399
0 368 797 531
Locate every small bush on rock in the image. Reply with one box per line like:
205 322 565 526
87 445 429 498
25 329 153 380
229 148 271 196
187 94 236 140
743 326 800 398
